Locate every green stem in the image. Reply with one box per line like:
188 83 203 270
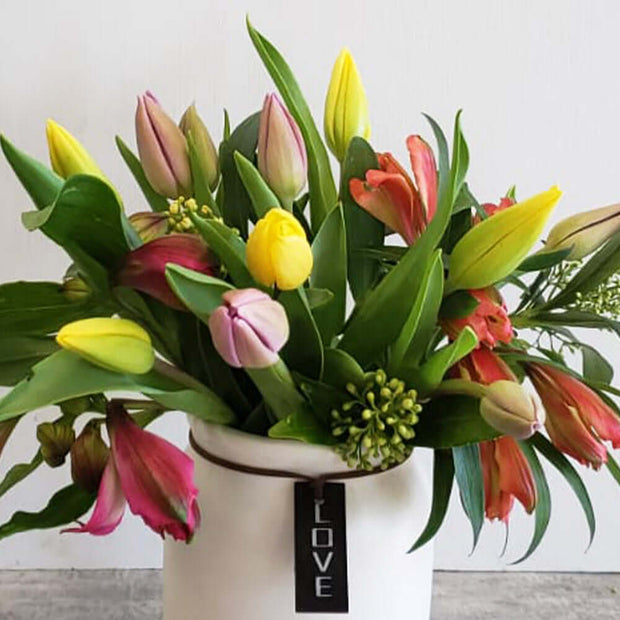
433 379 487 400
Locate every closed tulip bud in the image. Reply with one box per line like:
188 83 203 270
257 93 307 207
37 421 75 467
61 276 92 303
129 211 170 242
136 91 192 199
544 203 620 260
46 119 108 182
246 208 313 290
117 234 218 309
480 380 544 440
56 318 155 375
324 48 371 162
209 288 289 368
179 104 220 191
71 421 110 494
446 186 562 292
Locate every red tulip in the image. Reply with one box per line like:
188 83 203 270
116 234 217 310
349 135 437 245
480 437 537 522
441 287 513 348
527 363 620 468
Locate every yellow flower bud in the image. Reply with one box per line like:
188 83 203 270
46 119 108 181
56 318 155 375
324 49 371 162
446 186 562 292
246 208 313 290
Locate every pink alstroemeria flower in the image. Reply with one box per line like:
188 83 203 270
480 437 537 522
527 363 620 469
65 404 200 542
441 287 513 348
349 135 437 245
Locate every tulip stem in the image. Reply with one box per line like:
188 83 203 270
433 379 487 399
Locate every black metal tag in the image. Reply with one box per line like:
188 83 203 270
294 482 349 613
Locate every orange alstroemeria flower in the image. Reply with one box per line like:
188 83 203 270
349 135 437 245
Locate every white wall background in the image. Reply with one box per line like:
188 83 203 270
0 0 619 571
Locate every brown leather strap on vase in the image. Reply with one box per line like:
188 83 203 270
188 431 403 500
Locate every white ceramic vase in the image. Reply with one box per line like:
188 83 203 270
163 419 434 620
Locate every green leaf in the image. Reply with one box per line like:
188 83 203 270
517 248 571 272
247 19 337 232
413 327 478 394
452 443 484 550
278 288 324 379
311 204 347 344
322 348 365 390
521 309 620 337
452 182 479 214
0 484 95 541
530 433 595 547
0 336 59 386
234 151 280 217
0 350 234 425
582 345 614 384
165 265 234 323
187 132 219 214
269 410 334 445
422 114 449 188
412 395 500 448
513 440 551 563
0 451 44 499
306 288 334 310
0 135 63 209
408 449 455 552
340 137 383 300
114 136 169 213
22 175 129 271
606 450 620 487
247 359 309 421
439 290 480 320
449 110 470 204
390 251 444 373
0 281 102 334
190 215 255 288
219 112 260 236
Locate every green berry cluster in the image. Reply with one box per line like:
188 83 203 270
164 196 220 233
331 370 422 471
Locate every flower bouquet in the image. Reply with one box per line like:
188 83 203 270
2 17 620 619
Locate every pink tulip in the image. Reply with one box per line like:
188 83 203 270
349 135 437 245
136 91 192 199
257 93 307 207
209 288 289 368
116 233 217 310
480 437 537 522
441 287 513 348
527 363 620 468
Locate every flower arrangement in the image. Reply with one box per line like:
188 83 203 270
0 19 619 563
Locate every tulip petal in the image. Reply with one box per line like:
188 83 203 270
62 456 126 536
407 135 438 220
236 299 290 352
209 306 242 368
270 233 314 290
232 318 279 368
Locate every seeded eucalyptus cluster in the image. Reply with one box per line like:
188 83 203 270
331 370 422 470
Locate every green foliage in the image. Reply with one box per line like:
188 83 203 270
269 410 334 445
0 336 59 386
452 443 484 550
234 151 280 217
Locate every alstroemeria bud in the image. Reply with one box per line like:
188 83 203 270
61 276 92 303
37 421 75 467
71 421 110 493
406 135 438 221
246 208 313 290
209 288 289 368
56 318 155 375
129 211 170 243
179 104 220 191
257 93 307 207
544 203 620 260
136 91 192 199
446 186 562 292
0 419 18 459
46 119 108 182
480 380 544 440
324 49 371 162
117 234 218 309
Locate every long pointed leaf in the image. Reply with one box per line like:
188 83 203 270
452 443 484 550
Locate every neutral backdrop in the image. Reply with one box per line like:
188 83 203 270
1 0 619 571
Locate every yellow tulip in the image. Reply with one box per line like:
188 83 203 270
246 208 313 290
56 318 155 375
324 49 371 162
46 119 108 181
446 186 562 292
